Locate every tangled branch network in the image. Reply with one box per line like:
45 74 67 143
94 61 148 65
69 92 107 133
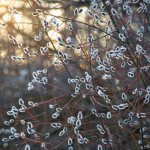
0 0 150 149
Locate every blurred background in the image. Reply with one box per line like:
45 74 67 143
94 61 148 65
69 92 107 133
0 0 108 109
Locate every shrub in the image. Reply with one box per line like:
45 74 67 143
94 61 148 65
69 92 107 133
0 0 150 149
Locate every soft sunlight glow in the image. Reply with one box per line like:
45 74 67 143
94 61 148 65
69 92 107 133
14 16 33 34
49 9 63 17
0 0 10 6
2 13 11 22
48 30 61 41
14 14 22 22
